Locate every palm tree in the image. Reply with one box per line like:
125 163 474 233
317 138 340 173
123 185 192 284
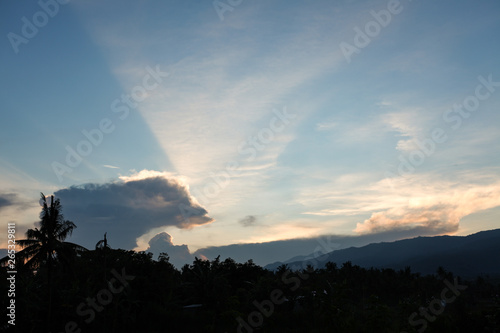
7 193 87 331
15 193 87 269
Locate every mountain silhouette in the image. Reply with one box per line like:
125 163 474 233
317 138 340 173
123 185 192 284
265 229 500 278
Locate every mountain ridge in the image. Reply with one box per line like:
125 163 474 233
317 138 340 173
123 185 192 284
265 228 500 278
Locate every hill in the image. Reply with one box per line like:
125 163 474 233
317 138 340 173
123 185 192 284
265 229 500 278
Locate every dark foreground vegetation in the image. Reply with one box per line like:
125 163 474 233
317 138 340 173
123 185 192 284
2 195 500 332
2 250 500 332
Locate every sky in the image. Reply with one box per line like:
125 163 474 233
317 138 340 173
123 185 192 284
1 0 500 268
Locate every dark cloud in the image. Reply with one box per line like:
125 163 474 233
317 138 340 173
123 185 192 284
145 232 193 268
54 176 214 250
239 215 257 227
0 193 16 210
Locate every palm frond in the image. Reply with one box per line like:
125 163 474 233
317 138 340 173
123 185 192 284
54 221 77 241
13 193 85 272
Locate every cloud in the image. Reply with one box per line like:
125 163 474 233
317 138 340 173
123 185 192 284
383 110 424 151
0 193 16 210
0 192 41 249
355 206 459 234
380 104 442 154
54 170 214 250
355 179 500 234
239 215 257 227
296 167 500 239
75 0 347 200
315 122 337 131
145 232 193 268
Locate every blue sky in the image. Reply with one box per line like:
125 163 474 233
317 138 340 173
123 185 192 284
1 0 500 266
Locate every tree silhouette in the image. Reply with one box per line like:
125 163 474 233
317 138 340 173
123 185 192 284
95 232 109 250
1 194 498 332
15 193 87 268
14 193 86 331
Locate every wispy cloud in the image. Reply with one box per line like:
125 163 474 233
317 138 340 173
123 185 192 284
382 107 431 152
315 122 338 131
299 168 500 236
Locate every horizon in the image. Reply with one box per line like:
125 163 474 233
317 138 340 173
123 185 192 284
1 0 500 269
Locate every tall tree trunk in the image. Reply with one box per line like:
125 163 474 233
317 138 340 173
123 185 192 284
46 195 54 333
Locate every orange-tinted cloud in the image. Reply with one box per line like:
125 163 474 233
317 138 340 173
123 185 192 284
355 182 500 234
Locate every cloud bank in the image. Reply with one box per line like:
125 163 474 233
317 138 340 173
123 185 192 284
192 228 450 267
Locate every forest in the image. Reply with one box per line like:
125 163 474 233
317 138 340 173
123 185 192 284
1 195 499 332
